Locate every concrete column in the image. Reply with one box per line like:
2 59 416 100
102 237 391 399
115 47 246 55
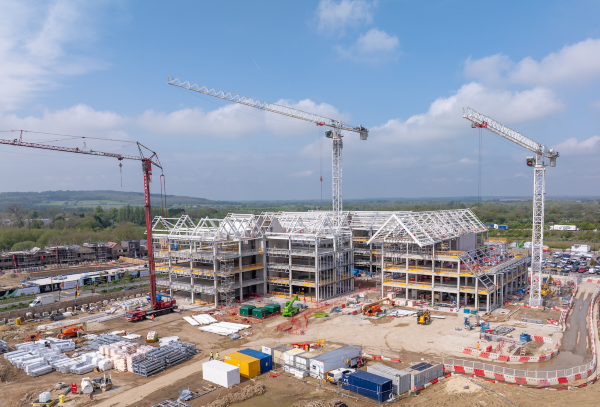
263 237 267 295
288 238 292 296
381 242 385 298
190 241 195 303
369 228 373 276
238 240 243 301
475 277 479 309
486 293 490 312
315 238 319 301
213 244 218 305
493 274 498 308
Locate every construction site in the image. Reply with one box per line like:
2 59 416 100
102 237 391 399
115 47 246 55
0 75 598 407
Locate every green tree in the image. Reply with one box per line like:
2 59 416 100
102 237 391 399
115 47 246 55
30 220 44 229
11 241 37 251
28 210 38 219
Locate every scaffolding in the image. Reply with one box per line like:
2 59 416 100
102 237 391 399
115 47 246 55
218 258 235 307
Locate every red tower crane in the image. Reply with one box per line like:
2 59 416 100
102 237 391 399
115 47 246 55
2 130 165 309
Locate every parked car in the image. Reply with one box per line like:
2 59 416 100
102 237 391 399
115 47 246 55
121 286 136 291
578 267 587 273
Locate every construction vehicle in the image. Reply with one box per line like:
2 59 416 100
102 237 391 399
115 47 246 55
58 323 86 339
480 322 490 333
417 310 431 325
168 77 368 220
464 108 559 307
517 240 525 248
124 295 177 322
100 373 112 392
282 294 299 317
541 275 554 296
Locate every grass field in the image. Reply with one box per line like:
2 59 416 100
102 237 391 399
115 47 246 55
35 200 128 208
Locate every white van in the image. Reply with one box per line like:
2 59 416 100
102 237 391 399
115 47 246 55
29 294 55 308
326 368 355 384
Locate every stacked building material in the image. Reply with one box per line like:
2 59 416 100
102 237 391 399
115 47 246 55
84 333 127 350
0 339 9 353
131 342 196 377
3 339 84 377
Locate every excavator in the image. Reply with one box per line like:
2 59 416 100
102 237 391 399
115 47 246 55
416 310 431 325
361 299 386 316
541 275 554 297
282 294 299 317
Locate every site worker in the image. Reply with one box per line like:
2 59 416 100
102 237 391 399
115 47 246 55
216 351 219 360
476 342 480 351
209 351 213 360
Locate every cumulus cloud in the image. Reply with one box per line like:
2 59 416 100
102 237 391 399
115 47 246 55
465 38 600 87
554 135 600 155
0 1 108 111
316 0 375 35
336 28 399 63
459 158 475 164
372 82 564 145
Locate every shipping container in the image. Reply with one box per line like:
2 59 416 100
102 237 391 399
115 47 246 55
403 362 443 390
223 352 261 379
342 370 393 402
202 360 240 387
308 345 362 379
367 363 411 395
252 307 268 319
239 305 256 316
264 303 281 313
238 348 272 374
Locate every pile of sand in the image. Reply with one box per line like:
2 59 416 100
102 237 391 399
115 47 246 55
0 358 18 383
294 399 343 407
203 382 266 407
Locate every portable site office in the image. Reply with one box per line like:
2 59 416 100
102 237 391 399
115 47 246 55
308 345 362 379
404 362 443 390
367 363 411 395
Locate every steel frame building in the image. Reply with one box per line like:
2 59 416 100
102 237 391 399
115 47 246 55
151 209 529 310
366 210 530 311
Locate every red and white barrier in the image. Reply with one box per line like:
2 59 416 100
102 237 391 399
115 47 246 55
456 346 557 363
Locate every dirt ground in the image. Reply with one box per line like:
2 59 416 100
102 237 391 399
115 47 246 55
0 280 598 407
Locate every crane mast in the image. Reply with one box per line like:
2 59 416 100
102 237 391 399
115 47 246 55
167 76 368 223
462 108 559 307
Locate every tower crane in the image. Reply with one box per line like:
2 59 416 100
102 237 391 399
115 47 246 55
1 130 166 310
462 108 560 306
167 76 368 222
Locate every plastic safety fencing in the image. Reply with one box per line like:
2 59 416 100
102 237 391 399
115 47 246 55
362 347 402 363
455 344 558 363
437 285 600 387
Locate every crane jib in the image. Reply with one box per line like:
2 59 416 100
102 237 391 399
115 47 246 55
167 76 368 137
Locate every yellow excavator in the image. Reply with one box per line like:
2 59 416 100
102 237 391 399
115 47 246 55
416 310 431 325
541 276 554 297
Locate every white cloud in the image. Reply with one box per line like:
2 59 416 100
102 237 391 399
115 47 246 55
459 158 475 164
591 100 600 111
372 82 564 145
554 135 600 155
0 0 107 111
465 38 600 87
316 0 374 35
337 28 399 63
288 170 315 178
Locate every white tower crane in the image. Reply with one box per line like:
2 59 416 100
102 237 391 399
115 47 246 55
463 107 559 306
167 76 368 223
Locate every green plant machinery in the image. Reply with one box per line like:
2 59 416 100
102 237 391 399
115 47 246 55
282 294 299 317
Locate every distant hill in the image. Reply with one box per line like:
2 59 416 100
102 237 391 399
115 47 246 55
0 190 217 209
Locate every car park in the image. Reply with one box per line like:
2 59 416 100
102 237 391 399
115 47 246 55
578 267 587 273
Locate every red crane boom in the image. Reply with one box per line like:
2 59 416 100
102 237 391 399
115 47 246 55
2 130 163 309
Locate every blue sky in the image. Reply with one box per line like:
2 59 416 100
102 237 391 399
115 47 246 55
1 0 599 201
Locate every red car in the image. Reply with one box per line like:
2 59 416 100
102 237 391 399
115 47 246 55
578 267 588 273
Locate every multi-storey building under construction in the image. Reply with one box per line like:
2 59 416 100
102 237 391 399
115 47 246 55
152 209 529 311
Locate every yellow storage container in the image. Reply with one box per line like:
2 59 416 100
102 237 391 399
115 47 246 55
224 351 260 378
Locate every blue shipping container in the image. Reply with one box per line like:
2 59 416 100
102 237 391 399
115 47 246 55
238 348 272 374
342 370 393 402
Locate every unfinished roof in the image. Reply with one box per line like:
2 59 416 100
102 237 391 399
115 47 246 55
366 209 487 246
348 211 411 231
151 214 264 242
261 211 352 239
